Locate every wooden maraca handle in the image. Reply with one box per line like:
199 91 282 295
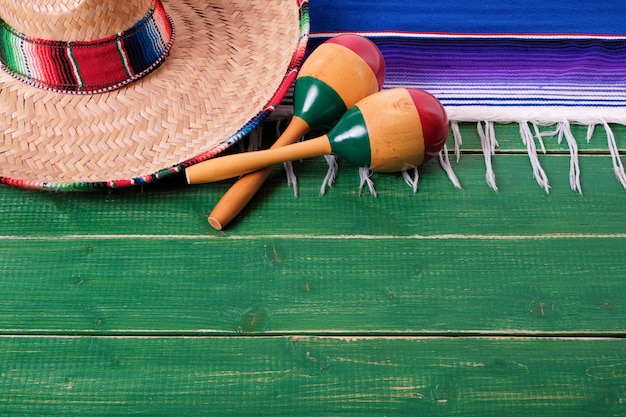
206 34 386 229
208 117 310 230
186 135 332 184
208 168 275 230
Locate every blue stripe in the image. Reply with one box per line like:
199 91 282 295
123 13 165 74
309 0 626 35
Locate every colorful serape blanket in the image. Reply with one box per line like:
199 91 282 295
292 0 626 193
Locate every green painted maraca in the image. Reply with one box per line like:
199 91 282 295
206 34 385 229
186 88 449 184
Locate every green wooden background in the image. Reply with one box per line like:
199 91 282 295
0 123 625 415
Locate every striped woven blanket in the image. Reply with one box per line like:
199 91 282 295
298 0 626 193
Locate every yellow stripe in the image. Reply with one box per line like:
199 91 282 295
297 42 379 109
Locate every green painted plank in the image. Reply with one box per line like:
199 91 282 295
0 336 624 416
1 236 624 334
0 154 625 237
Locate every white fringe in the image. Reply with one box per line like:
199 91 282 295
520 121 551 193
603 121 626 189
247 126 263 152
275 119 285 138
477 121 499 191
283 161 299 198
256 115 626 196
402 167 420 193
267 118 299 198
450 121 463 163
320 155 339 196
532 122 548 154
359 167 378 197
557 120 582 194
586 124 595 143
438 144 462 189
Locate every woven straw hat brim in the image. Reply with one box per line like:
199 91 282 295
0 0 309 190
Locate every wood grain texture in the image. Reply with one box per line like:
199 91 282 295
0 155 625 237
0 122 625 415
0 236 625 335
0 336 624 416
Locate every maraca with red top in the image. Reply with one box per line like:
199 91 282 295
207 34 385 230
186 88 448 184
292 34 386 132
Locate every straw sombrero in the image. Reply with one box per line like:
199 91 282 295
0 0 309 190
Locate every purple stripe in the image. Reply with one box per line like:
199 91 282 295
308 36 626 88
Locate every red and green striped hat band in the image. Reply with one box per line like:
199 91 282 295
0 0 174 93
0 0 173 94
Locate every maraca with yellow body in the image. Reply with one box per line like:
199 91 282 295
207 34 385 229
292 34 385 133
186 88 448 184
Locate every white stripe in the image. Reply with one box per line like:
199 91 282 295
390 85 626 95
444 106 626 124
18 37 30 78
311 31 626 41
384 86 626 100
66 42 82 90
116 35 133 76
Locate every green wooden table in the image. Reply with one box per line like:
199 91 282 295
1 122 625 415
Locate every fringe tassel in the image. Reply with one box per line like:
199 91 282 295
239 123 265 152
256 118 626 196
602 121 626 189
556 120 582 194
283 162 299 198
520 121 550 193
320 155 339 196
275 119 285 138
402 167 420 193
450 121 463 163
270 119 300 197
438 144 462 189
532 122 548 154
477 121 498 191
247 125 264 152
359 167 378 197
586 124 595 143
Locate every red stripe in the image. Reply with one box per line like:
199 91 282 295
42 42 74 88
71 37 129 90
154 0 173 39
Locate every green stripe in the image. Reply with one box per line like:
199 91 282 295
0 23 26 76
327 106 372 168
116 35 133 78
0 23 14 68
66 41 83 91
299 2 311 33
293 76 347 129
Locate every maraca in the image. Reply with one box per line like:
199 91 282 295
186 88 448 184
207 34 385 230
